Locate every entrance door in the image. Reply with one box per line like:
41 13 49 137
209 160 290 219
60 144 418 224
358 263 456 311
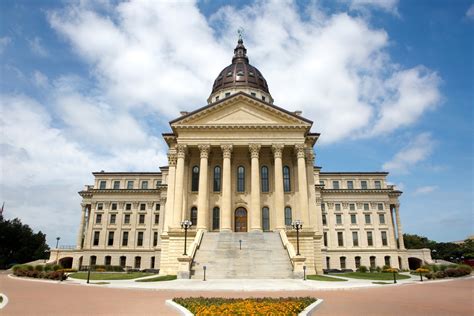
235 208 248 232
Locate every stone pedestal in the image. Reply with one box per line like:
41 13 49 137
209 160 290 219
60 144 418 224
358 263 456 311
177 256 192 279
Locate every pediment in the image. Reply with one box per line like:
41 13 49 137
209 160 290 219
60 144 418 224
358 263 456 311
171 93 312 129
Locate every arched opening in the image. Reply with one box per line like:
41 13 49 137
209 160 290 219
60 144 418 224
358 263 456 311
408 257 423 270
234 207 247 232
59 257 73 269
78 256 83 270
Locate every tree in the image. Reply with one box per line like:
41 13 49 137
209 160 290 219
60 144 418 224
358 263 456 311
403 234 436 249
0 214 50 269
403 233 473 261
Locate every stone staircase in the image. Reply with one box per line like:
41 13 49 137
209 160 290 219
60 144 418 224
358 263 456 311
191 231 294 279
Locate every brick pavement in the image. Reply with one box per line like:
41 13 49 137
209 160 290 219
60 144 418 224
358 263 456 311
1 274 472 315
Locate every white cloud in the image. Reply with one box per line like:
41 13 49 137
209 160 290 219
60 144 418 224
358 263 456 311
413 185 438 195
467 4 474 19
0 36 11 54
32 70 49 88
47 1 441 144
382 132 435 174
27 36 48 57
348 0 399 15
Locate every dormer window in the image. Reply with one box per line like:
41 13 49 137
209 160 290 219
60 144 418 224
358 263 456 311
249 71 254 76
226 71 232 76
225 92 231 97
236 70 244 76
251 92 256 97
215 96 219 101
262 96 266 101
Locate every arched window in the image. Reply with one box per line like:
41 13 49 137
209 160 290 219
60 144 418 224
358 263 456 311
284 206 292 226
283 166 291 192
213 166 221 192
370 256 376 269
262 207 270 231
90 255 97 266
191 166 199 191
261 166 269 192
191 207 198 226
355 256 361 269
340 256 346 269
212 207 220 230
134 256 141 269
119 256 126 267
384 256 391 267
326 257 331 269
105 255 111 266
237 166 245 192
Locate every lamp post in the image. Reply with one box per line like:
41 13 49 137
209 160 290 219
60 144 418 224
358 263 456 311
432 249 437 263
292 220 303 256
239 240 242 250
55 237 61 265
181 220 192 256
203 265 207 281
303 265 306 281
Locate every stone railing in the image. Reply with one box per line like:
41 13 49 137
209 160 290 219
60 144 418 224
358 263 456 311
279 230 305 277
177 229 204 279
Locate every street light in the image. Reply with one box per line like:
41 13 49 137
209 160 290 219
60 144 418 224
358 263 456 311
432 249 437 263
292 220 303 256
181 220 192 256
303 265 306 281
55 237 61 265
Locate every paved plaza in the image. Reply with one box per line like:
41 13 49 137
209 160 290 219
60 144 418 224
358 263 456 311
1 272 473 315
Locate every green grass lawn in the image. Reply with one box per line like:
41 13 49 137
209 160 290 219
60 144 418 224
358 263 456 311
69 272 153 280
135 275 177 282
307 274 347 282
333 272 411 280
0 295 3 303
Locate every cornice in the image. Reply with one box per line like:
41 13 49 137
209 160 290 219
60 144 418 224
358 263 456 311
78 187 167 197
172 124 308 130
321 189 395 194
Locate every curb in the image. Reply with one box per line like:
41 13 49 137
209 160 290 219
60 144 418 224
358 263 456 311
0 293 8 309
300 299 324 315
165 299 193 316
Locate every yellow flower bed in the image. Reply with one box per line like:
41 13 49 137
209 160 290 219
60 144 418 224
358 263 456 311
173 297 316 316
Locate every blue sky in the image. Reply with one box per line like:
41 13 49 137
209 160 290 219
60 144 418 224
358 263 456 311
0 0 472 246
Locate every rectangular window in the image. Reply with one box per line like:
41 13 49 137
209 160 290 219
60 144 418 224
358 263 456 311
137 232 144 246
379 214 385 224
262 96 266 101
352 232 359 247
319 180 325 186
337 232 344 247
96 214 102 224
349 203 355 211
111 203 117 210
350 214 357 224
336 214 342 225
155 203 160 211
322 214 327 226
141 181 148 189
97 203 103 211
363 203 370 211
125 203 132 211
156 180 162 188
347 180 354 189
113 181 120 189
382 231 388 246
127 181 134 189
365 214 371 224
108 231 114 246
225 92 231 97
154 214 159 225
93 231 100 246
378 203 384 211
332 181 340 189
140 203 146 211
361 180 368 189
323 232 328 247
321 204 326 212
251 92 256 97
122 231 128 246
153 232 158 247
335 203 341 211
340 257 346 269
367 231 373 246
139 214 145 224
99 181 106 189
110 214 116 224
124 214 130 224
374 180 382 189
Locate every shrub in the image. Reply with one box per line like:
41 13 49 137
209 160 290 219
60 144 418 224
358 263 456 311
35 265 44 272
52 264 62 271
425 272 435 280
12 264 24 273
375 266 382 273
357 266 368 273
96 268 106 272
44 264 53 272
435 271 446 279
457 264 472 274
415 268 430 274
439 264 449 271
24 264 34 271
382 265 392 273
62 268 77 273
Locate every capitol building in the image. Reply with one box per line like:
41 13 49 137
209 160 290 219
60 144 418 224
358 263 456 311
52 38 431 278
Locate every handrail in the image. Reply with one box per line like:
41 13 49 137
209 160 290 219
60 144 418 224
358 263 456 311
188 229 205 260
279 230 296 266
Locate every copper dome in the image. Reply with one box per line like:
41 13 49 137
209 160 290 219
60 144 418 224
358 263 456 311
211 38 270 95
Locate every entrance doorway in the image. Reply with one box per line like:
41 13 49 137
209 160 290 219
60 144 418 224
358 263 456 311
234 208 248 232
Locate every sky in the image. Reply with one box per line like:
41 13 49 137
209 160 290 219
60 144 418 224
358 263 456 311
0 0 472 247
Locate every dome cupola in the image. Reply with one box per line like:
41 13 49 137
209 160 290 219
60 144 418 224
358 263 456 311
208 36 273 104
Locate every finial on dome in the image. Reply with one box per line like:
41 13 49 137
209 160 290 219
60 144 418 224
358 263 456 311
233 28 248 63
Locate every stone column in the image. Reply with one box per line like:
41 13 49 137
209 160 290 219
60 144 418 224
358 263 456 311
221 145 233 231
173 144 187 228
272 144 285 230
249 144 262 231
197 145 210 230
76 203 87 249
394 203 405 249
295 144 310 226
164 152 177 232
305 150 317 231
388 204 397 247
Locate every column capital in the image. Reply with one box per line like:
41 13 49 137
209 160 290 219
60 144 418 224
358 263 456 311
160 196 167 203
272 144 284 158
221 144 233 159
394 202 400 209
198 144 211 159
249 143 261 159
295 144 306 159
168 152 177 166
176 144 187 158
80 202 88 209
305 150 315 165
